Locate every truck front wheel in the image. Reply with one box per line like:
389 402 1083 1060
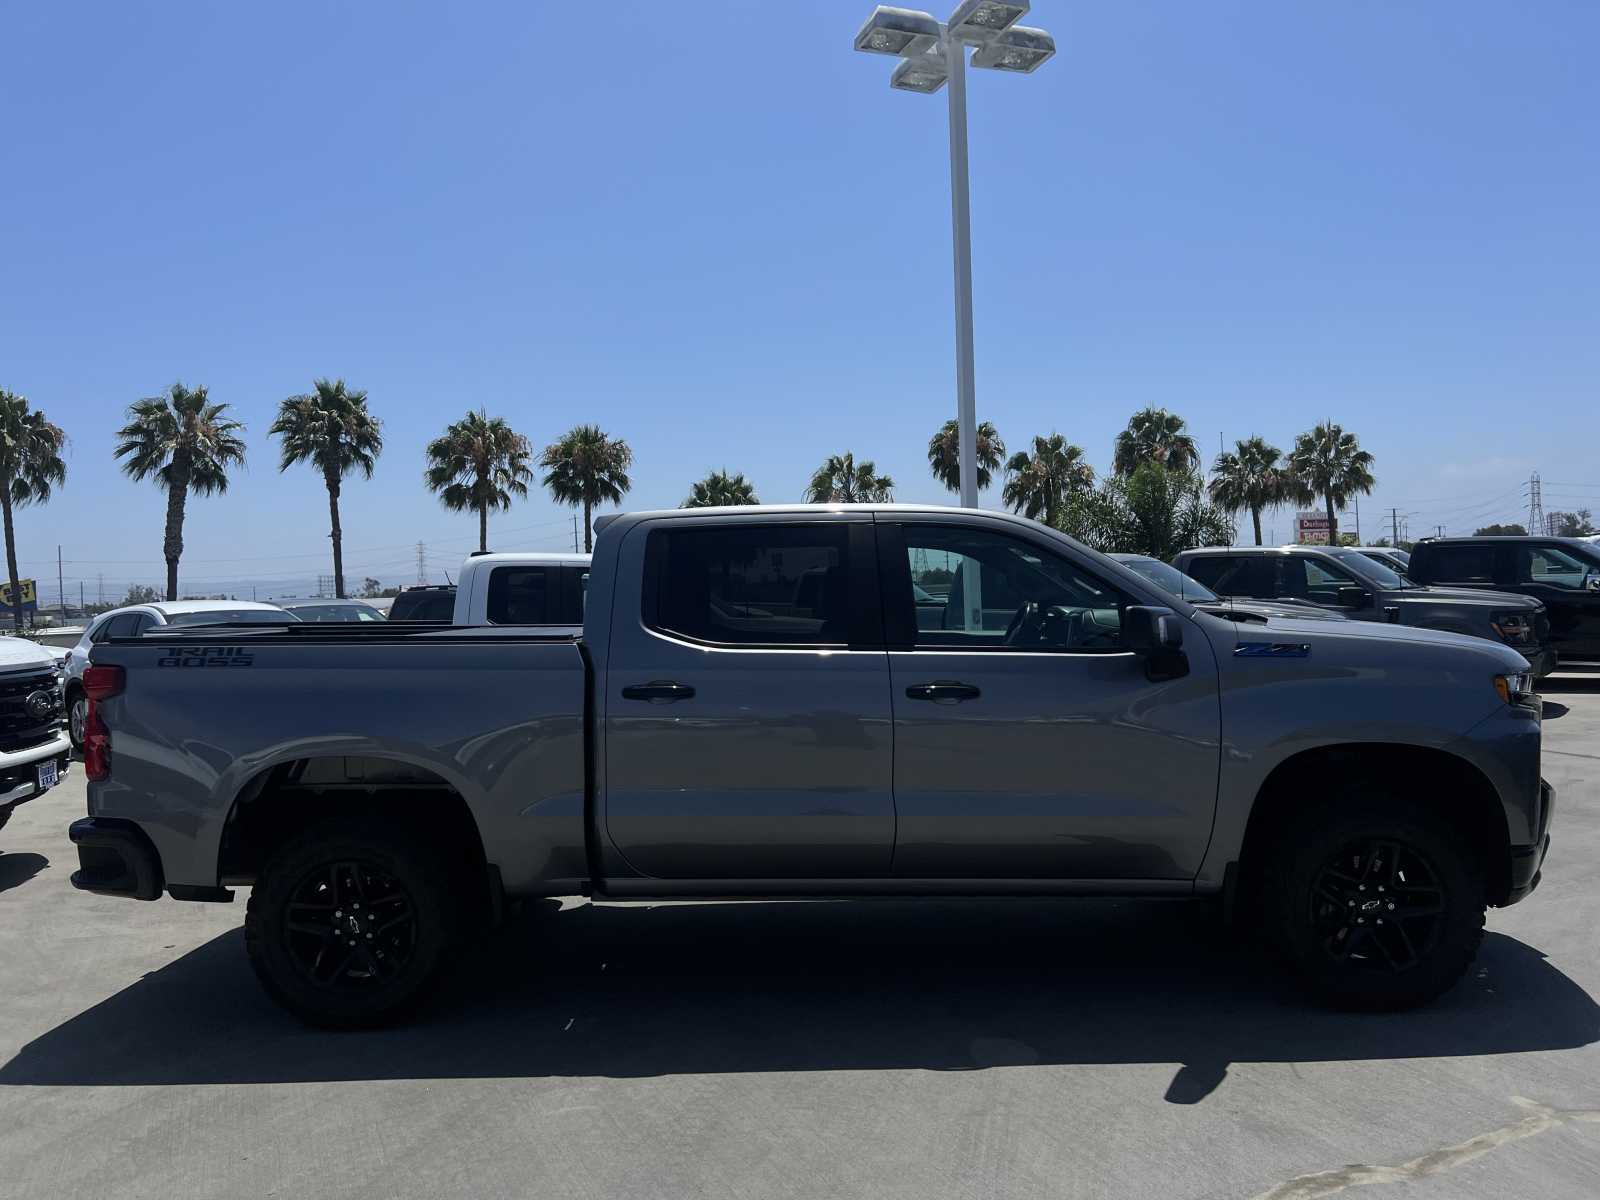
1264 793 1486 1010
244 819 457 1028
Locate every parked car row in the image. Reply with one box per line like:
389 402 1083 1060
69 504 1551 1027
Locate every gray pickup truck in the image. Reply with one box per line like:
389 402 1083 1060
1173 544 1556 676
70 506 1553 1027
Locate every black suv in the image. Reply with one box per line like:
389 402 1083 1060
1172 544 1556 676
1408 536 1600 666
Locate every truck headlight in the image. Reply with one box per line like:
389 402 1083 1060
1494 672 1535 706
1491 612 1534 644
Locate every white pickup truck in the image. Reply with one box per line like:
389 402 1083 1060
0 635 71 833
447 552 590 626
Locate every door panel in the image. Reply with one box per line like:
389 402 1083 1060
884 521 1221 880
603 517 894 879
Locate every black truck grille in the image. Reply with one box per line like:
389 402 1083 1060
0 669 63 753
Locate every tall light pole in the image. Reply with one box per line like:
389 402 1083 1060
854 3 1056 509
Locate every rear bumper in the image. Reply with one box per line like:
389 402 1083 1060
69 817 165 901
1505 778 1554 905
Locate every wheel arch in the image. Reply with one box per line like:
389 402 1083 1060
218 754 495 915
1236 743 1512 909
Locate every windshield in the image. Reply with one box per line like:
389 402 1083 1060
1116 556 1220 602
166 609 296 626
286 603 384 622
1326 548 1405 589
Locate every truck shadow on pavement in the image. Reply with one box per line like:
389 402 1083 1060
4 898 1597 1103
0 851 49 895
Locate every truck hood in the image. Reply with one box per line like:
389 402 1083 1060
0 635 65 671
1392 586 1542 611
1193 599 1347 622
1199 609 1532 672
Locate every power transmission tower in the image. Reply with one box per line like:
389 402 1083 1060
1527 472 1544 536
416 541 427 585
315 575 336 598
97 573 104 605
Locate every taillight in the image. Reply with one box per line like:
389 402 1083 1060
83 665 125 701
82 665 124 782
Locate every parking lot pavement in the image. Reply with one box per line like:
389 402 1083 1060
2 681 1597 1200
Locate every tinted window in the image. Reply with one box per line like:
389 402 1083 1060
1328 548 1403 588
88 616 118 644
487 567 551 624
1520 545 1595 590
389 589 456 621
902 525 1129 650
646 524 852 646
1185 556 1274 599
166 609 291 626
103 613 142 638
1115 557 1219 602
1423 545 1497 584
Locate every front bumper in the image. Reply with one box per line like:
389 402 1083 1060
1505 778 1554 905
69 817 165 901
1524 645 1558 679
0 733 72 813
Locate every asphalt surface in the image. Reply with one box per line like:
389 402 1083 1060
2 677 1598 1199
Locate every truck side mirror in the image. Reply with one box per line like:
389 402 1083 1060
1586 573 1600 593
1124 606 1187 682
1124 606 1183 653
1336 585 1371 610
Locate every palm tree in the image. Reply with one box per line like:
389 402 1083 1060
540 424 633 552
927 419 1005 494
114 383 245 601
1286 422 1375 545
1209 436 1289 546
1001 434 1094 525
1113 407 1199 476
425 410 535 552
683 470 759 508
0 391 67 631
269 379 383 599
804 452 894 503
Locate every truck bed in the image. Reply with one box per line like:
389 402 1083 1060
88 624 591 897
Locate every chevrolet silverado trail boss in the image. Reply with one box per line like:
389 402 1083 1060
69 506 1552 1027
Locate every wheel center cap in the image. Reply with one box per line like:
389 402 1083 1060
346 914 364 934
1360 899 1382 912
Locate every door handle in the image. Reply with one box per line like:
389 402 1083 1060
904 680 981 704
621 681 696 703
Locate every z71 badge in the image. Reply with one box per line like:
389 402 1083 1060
156 646 255 668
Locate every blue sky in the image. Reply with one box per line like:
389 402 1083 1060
2 0 1596 600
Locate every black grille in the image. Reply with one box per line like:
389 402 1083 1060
0 669 62 753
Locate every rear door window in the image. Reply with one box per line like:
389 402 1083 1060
1426 545 1498 584
486 567 552 623
103 614 142 638
644 524 856 647
1185 556 1274 599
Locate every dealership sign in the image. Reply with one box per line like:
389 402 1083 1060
1295 512 1332 545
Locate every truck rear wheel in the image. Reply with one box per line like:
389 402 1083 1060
1263 793 1486 1010
244 820 457 1028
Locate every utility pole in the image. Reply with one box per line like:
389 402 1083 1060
57 545 65 620
573 515 579 553
79 581 84 613
1391 508 1399 547
97 572 104 605
1353 494 1361 543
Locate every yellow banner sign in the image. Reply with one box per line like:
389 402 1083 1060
0 578 38 607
